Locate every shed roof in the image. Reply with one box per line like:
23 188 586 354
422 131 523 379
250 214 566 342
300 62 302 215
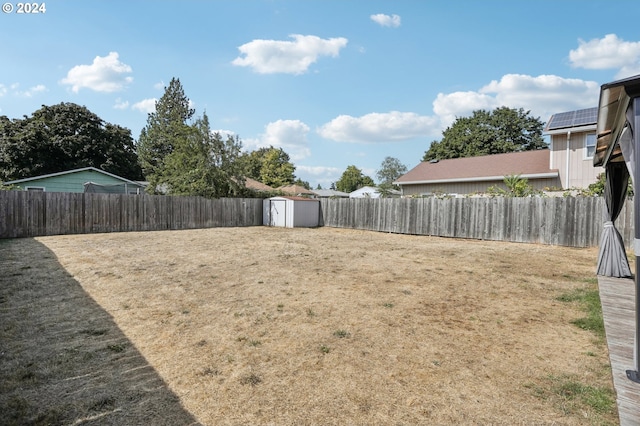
269 196 318 202
394 149 557 185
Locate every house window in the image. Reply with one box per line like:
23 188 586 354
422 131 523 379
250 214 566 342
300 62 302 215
25 186 45 191
585 133 596 158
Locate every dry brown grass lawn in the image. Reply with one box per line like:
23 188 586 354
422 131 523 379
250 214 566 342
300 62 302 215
1 227 618 425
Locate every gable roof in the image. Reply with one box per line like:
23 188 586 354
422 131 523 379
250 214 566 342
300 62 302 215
5 167 141 185
312 189 350 197
278 184 316 196
395 150 558 185
349 186 379 196
243 177 276 192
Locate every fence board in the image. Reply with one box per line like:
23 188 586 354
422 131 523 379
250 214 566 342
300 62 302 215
319 196 632 248
1 191 633 248
0 191 263 238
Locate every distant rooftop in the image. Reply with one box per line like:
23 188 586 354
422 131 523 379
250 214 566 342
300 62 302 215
395 149 557 185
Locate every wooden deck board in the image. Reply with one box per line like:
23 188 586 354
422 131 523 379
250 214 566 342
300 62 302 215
597 276 640 426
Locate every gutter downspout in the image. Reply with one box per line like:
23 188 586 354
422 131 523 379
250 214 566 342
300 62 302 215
565 131 571 189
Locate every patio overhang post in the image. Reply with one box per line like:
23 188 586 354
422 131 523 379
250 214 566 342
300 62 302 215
631 96 640 383
594 74 640 384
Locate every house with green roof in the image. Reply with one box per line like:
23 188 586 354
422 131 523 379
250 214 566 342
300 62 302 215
4 167 146 194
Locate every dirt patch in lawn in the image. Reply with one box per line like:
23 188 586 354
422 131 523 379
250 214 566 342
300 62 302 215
1 227 618 425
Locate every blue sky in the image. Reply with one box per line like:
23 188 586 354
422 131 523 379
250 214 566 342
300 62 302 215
2 0 640 188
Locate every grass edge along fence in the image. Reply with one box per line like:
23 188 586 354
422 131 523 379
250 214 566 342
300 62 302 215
1 191 633 248
319 196 634 248
0 191 263 238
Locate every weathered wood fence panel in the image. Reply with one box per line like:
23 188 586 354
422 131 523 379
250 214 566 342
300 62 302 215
1 191 634 248
319 197 633 248
0 191 263 238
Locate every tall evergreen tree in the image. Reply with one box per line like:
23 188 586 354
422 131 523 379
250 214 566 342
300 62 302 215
137 77 194 192
160 112 245 198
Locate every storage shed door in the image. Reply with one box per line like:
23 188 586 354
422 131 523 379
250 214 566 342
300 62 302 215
270 199 286 227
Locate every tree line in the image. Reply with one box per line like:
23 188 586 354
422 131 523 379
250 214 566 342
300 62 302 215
0 76 548 197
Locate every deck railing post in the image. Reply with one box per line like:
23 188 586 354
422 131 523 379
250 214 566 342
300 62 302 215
629 97 640 383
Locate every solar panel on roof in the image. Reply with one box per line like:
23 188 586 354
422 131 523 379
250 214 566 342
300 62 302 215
546 107 598 130
573 107 598 126
547 111 575 129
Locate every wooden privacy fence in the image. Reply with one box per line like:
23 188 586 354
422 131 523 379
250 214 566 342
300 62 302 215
1 191 634 248
0 191 263 238
319 196 634 248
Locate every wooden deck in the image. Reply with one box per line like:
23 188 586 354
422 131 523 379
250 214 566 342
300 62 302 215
597 276 640 425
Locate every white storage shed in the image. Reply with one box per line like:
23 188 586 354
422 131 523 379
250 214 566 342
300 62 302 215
263 196 320 228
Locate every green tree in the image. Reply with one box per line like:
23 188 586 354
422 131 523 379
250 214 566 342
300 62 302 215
0 103 142 181
487 174 542 197
376 156 407 188
256 147 296 187
242 147 270 181
581 172 633 197
137 77 195 192
293 178 311 190
160 113 245 198
423 107 547 161
335 165 374 193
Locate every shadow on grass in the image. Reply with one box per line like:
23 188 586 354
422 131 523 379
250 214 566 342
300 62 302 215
0 238 201 425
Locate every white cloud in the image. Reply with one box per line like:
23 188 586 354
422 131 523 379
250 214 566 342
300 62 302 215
433 74 599 128
113 98 129 109
370 13 401 28
23 84 47 97
296 165 343 188
4 83 48 98
232 34 348 74
569 34 640 72
480 74 599 120
318 111 438 143
243 119 311 161
211 129 237 140
132 98 156 113
60 52 133 93
617 64 640 80
154 81 165 90
318 74 601 145
432 91 499 127
297 165 342 176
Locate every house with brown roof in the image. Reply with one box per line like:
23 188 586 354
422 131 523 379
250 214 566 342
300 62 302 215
394 149 560 197
278 184 316 197
244 177 276 192
395 107 603 197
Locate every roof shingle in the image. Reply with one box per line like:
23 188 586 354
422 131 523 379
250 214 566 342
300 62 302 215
395 150 557 184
